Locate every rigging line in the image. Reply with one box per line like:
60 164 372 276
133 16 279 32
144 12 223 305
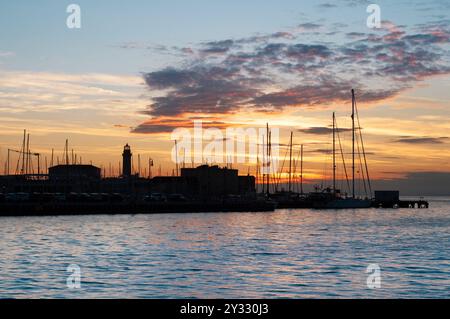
262 134 265 194
355 99 372 196
293 146 302 193
292 155 298 193
256 153 259 190
335 118 351 194
29 152 34 175
355 127 368 197
289 132 293 193
320 131 332 190
268 130 272 194
275 145 289 192
10 148 25 175
15 150 21 175
21 130 26 174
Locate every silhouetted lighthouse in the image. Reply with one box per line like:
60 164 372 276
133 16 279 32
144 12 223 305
122 144 132 177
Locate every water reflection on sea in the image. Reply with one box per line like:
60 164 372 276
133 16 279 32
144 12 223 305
0 197 449 298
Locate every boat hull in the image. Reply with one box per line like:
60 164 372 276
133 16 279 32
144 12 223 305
314 198 372 209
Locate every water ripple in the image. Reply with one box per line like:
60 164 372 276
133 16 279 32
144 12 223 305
0 198 449 298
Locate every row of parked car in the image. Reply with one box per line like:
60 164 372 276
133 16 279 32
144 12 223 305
143 193 188 202
0 192 189 203
0 192 126 203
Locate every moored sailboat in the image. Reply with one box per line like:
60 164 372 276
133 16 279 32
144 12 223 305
312 89 372 209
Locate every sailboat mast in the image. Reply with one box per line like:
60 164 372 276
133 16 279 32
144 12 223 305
262 134 266 194
300 144 304 195
21 129 26 175
7 149 10 175
333 112 336 195
256 152 259 192
266 123 269 196
175 140 179 177
138 154 141 177
267 129 271 196
289 132 293 193
65 139 69 166
351 89 355 199
26 133 30 175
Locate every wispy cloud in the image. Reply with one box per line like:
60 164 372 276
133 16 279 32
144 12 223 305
297 23 322 31
298 126 353 135
0 51 14 58
393 136 449 144
317 3 337 9
0 71 144 113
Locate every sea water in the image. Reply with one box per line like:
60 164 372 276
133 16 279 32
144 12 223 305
0 197 449 298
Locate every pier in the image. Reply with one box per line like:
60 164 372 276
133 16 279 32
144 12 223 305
372 199 429 209
0 124 430 216
0 199 277 217
371 191 428 209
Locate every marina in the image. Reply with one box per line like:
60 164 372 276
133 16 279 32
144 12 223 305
0 89 429 216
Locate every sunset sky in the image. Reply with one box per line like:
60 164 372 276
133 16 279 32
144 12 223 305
0 0 449 194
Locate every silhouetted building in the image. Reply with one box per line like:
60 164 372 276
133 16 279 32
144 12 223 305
151 176 197 196
180 165 255 198
375 191 399 202
238 175 256 195
122 144 132 177
49 164 101 181
0 146 256 199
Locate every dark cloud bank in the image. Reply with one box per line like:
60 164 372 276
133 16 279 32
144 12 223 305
121 16 450 194
131 18 450 133
372 172 450 196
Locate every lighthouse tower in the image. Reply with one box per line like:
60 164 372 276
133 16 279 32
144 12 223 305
122 144 132 177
